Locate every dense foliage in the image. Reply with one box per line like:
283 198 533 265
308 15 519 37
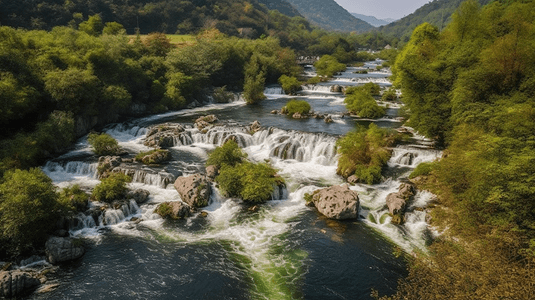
278 75 301 94
88 133 121 156
208 141 283 203
379 1 535 299
91 172 132 203
206 140 247 168
0 169 64 256
284 100 311 115
344 90 386 119
337 124 396 184
314 55 346 77
59 184 90 212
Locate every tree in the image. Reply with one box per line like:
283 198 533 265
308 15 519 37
87 132 121 156
278 75 301 95
91 172 132 203
243 54 266 104
0 169 62 256
79 14 104 36
314 55 346 77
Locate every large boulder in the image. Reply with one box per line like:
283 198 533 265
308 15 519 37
0 271 41 298
137 149 171 165
174 174 212 208
45 237 85 264
386 182 417 224
126 189 150 205
249 120 262 133
195 115 218 130
155 201 192 219
205 165 219 181
144 123 185 148
308 185 359 220
97 156 123 177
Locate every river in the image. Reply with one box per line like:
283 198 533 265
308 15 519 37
30 60 439 299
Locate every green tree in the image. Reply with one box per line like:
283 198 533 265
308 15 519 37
91 172 132 203
103 22 126 35
0 169 62 256
207 140 247 168
243 54 266 104
79 14 104 36
87 132 121 156
344 90 385 119
314 55 346 77
278 75 301 95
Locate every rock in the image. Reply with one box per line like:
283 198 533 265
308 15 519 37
205 165 219 181
199 211 209 218
97 156 123 178
309 185 359 220
174 174 212 208
248 205 259 212
292 112 302 119
281 106 288 114
270 110 278 114
144 123 185 148
324 115 333 123
398 182 416 199
45 237 85 264
0 270 41 298
347 175 359 184
386 193 406 216
126 189 150 204
330 85 343 93
249 120 262 133
53 229 69 237
156 201 192 219
139 149 171 165
195 115 218 130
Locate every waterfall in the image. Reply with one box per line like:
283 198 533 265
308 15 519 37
301 85 334 93
264 86 284 95
388 145 442 167
43 161 98 178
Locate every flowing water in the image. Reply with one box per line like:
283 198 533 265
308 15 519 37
31 62 439 299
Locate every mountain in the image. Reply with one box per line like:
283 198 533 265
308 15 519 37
351 13 395 27
256 0 302 17
282 0 374 32
380 0 493 42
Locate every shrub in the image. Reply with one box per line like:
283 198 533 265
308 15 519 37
409 162 436 179
345 82 380 96
0 168 62 256
87 132 121 156
344 90 385 119
216 161 283 203
307 76 321 85
155 203 173 219
206 140 247 168
91 172 132 203
284 100 311 115
382 88 398 101
337 124 396 184
59 184 89 212
212 86 235 103
278 75 301 95
134 149 171 165
314 55 346 77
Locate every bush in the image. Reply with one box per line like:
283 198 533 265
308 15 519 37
206 140 247 168
346 82 380 96
59 184 89 212
382 88 398 101
91 172 132 203
337 124 396 184
134 149 171 165
278 75 301 95
344 90 385 119
0 168 63 256
314 55 346 77
216 161 283 203
87 132 121 156
307 76 321 85
284 100 311 115
212 86 235 103
409 162 436 179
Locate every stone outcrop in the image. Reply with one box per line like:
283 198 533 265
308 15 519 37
126 189 150 205
136 149 171 165
0 271 41 298
144 123 185 148
249 120 262 133
307 185 360 220
195 115 218 130
324 115 333 123
330 85 343 93
386 182 417 224
97 156 122 177
347 175 359 184
45 237 85 264
205 165 219 181
174 174 212 208
155 201 192 220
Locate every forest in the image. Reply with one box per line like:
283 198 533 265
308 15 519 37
377 0 535 298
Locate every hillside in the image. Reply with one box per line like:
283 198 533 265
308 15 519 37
256 0 302 17
0 0 287 37
379 0 492 42
283 0 374 32
351 13 393 27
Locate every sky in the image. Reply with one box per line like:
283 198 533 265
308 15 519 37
334 0 431 20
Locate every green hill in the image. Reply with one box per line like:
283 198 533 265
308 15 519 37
283 0 374 32
256 0 302 17
379 0 492 43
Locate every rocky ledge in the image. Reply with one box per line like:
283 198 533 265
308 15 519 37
306 185 360 220
386 182 417 225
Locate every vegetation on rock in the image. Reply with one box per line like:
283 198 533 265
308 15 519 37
344 90 386 119
91 173 132 203
88 133 121 156
314 55 346 77
278 75 301 95
283 100 311 116
337 124 397 184
134 149 171 165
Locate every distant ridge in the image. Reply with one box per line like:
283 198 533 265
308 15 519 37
282 0 374 32
351 13 395 27
256 0 302 17
380 0 493 42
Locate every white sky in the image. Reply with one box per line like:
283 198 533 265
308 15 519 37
334 0 431 20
